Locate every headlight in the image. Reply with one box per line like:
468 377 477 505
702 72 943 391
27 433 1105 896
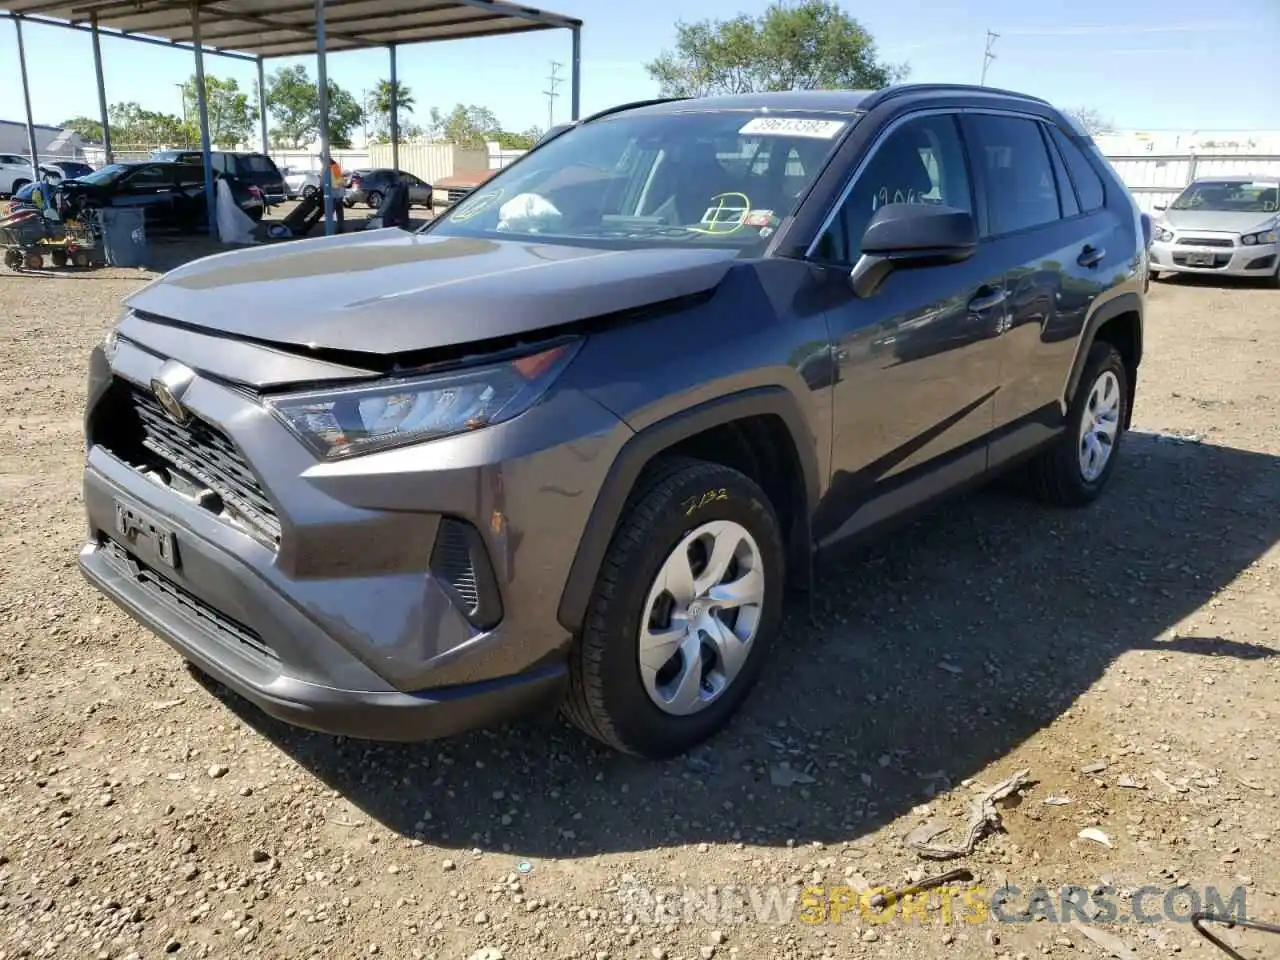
1241 226 1278 245
1153 224 1174 243
266 339 581 460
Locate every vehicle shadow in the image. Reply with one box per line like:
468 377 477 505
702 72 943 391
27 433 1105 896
210 431 1280 858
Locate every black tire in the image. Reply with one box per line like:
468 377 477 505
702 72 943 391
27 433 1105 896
4 248 24 270
50 249 68 268
11 179 29 193
366 191 383 210
1025 341 1129 507
302 185 318 200
563 457 785 758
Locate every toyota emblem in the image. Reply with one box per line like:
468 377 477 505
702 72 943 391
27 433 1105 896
151 378 189 424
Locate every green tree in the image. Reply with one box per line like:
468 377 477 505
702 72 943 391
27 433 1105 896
181 74 256 148
646 0 906 98
264 65 363 149
265 65 318 148
495 126 542 150
324 81 364 149
366 79 415 139
59 116 104 143
107 102 194 145
433 104 502 148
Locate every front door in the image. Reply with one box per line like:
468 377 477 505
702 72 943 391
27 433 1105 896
809 112 1010 545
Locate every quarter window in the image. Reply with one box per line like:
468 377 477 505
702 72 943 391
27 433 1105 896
963 114 1061 235
815 114 971 264
1048 125 1106 212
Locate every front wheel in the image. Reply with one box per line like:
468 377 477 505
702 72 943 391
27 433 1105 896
366 191 383 209
1025 341 1129 506
563 457 785 758
301 185 318 200
11 179 29 194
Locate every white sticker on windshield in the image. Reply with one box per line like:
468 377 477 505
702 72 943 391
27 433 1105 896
739 116 847 139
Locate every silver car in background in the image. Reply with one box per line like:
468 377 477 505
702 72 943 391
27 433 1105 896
1149 176 1279 285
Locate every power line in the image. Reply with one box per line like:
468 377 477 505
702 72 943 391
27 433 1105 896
544 60 563 131
980 30 1000 86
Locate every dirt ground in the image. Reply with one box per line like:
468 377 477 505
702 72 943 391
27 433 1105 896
0 261 1277 960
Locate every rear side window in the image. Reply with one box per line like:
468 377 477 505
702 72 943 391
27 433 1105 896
1042 125 1080 218
962 114 1061 235
1048 125 1106 212
236 155 278 174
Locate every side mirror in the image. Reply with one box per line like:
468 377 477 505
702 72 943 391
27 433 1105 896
850 203 978 298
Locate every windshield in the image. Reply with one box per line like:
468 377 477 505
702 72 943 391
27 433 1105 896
78 164 129 185
1171 180 1279 214
428 110 855 256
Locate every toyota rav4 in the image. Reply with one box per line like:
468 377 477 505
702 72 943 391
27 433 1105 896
80 84 1146 758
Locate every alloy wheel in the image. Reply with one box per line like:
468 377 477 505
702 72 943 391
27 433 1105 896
1078 370 1121 482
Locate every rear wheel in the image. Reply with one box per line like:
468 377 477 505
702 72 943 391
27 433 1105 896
1025 341 1129 507
50 249 68 268
563 457 785 758
4 249 24 270
301 185 318 200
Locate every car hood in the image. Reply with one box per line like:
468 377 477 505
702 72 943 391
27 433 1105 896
124 229 741 356
1160 209 1276 233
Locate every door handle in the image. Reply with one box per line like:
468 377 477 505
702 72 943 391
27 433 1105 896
1078 245 1106 268
967 288 1008 313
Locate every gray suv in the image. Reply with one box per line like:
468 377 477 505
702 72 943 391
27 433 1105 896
79 84 1146 758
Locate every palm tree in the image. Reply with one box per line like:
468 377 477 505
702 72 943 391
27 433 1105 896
370 79 415 139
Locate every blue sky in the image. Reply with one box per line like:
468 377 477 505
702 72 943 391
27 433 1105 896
1 0 1277 138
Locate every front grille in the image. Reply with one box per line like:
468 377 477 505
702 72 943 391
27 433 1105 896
1171 252 1231 269
94 378 281 545
1178 236 1235 248
445 187 470 204
102 539 277 664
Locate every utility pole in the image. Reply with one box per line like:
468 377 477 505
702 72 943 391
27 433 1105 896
544 60 563 131
980 30 999 86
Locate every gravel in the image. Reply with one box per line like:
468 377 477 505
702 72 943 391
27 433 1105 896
1 264 1278 959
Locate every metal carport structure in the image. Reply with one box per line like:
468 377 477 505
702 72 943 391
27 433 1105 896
0 0 583 236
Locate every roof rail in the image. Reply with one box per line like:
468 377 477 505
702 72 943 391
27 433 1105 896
579 97 691 124
860 83 1052 111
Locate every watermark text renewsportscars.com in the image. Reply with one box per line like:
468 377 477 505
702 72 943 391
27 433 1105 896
618 881 1247 927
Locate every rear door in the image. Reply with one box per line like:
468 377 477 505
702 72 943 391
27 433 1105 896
960 112 1113 463
400 171 431 204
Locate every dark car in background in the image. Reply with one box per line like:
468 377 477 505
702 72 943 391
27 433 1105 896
151 150 287 205
40 161 96 183
44 160 264 229
344 168 432 209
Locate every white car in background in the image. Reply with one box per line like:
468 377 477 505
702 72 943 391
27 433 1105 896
0 153 41 196
1149 175 1280 286
281 166 321 200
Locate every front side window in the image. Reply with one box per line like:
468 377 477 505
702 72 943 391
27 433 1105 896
122 165 172 189
429 110 855 257
1170 180 1279 214
963 114 1061 235
814 113 971 264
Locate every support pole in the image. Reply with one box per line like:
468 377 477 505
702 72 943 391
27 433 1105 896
570 27 581 121
257 57 269 155
316 0 333 236
190 1 217 234
388 43 400 172
90 14 113 164
13 17 41 184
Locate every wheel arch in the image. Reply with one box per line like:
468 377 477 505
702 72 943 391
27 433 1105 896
1065 292 1143 428
556 387 821 634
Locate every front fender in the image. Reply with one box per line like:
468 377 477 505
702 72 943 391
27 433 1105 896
556 386 821 633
